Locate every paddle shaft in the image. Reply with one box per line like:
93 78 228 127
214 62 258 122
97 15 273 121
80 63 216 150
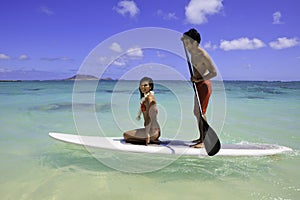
182 42 204 118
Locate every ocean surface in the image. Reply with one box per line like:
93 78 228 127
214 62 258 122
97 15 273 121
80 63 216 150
0 80 299 199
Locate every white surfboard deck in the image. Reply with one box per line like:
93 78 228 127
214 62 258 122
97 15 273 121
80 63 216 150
49 132 292 157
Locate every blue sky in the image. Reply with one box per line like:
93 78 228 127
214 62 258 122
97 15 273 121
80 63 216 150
0 0 299 80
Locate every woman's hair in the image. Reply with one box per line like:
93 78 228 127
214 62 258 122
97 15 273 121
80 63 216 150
183 28 201 44
139 77 154 99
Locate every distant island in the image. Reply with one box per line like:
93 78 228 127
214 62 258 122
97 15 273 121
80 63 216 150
64 74 113 81
0 80 22 82
0 74 114 82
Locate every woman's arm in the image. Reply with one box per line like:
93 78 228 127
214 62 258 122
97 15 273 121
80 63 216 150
144 96 157 144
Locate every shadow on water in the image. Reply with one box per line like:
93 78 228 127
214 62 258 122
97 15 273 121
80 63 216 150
245 95 267 100
32 102 112 112
25 88 44 91
104 89 133 94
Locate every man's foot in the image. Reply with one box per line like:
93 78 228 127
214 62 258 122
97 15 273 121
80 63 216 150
150 139 161 145
191 138 202 143
190 142 204 148
145 136 150 145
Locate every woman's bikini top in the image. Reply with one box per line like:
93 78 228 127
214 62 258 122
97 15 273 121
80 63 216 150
141 102 146 112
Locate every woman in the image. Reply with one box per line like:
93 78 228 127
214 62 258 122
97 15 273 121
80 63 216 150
123 77 161 145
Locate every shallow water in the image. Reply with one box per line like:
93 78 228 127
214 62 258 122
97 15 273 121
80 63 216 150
0 80 299 199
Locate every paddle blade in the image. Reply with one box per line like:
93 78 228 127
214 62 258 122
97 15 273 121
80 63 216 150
203 119 221 156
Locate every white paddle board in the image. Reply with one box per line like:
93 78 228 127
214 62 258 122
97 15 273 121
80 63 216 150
49 132 292 157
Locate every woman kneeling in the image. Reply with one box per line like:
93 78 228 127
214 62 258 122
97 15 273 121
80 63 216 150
123 77 161 145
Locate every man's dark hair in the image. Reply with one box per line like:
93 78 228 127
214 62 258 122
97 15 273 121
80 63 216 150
183 28 201 44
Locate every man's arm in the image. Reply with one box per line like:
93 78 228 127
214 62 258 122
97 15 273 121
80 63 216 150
192 54 217 82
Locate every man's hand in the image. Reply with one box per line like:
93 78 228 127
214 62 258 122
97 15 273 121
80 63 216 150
191 76 202 83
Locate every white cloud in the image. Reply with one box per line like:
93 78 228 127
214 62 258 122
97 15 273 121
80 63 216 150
18 54 30 60
60 57 73 61
98 56 110 65
113 60 126 66
269 37 299 50
165 13 177 20
0 53 11 60
156 10 178 20
0 68 12 72
220 38 266 51
203 42 218 50
41 57 73 61
40 6 54 16
112 56 128 67
97 46 143 67
109 42 123 53
185 0 223 24
97 56 125 67
126 47 143 58
156 51 166 58
273 11 283 24
113 0 140 17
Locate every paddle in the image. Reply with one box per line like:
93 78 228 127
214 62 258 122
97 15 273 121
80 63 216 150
182 41 221 156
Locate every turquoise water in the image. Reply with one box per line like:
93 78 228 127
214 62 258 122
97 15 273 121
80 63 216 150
0 80 300 199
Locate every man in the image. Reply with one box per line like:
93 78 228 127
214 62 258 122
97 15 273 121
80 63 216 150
182 28 217 148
